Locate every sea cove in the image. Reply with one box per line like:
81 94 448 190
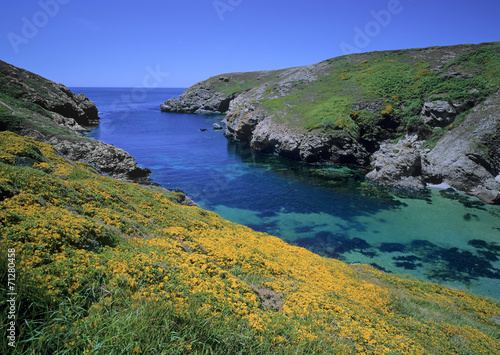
3 2 500 351
80 87 500 300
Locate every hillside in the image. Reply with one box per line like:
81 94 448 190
161 42 500 204
1 130 500 354
0 60 150 183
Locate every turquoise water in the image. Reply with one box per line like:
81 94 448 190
74 87 500 300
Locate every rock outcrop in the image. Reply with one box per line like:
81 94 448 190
161 85 236 114
160 42 500 203
366 136 427 191
0 59 151 183
421 101 457 127
423 90 500 203
47 136 151 184
0 60 99 127
366 90 500 203
225 108 370 164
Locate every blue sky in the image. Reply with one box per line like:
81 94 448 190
1 0 499 87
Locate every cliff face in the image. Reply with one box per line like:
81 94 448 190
161 42 500 203
0 59 151 183
0 60 99 127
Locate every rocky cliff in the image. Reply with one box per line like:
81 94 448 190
0 59 151 183
161 42 500 203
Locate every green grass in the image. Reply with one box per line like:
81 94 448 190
214 78 260 96
0 89 89 144
201 71 286 97
0 65 66 107
253 42 500 142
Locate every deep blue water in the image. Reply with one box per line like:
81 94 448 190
73 87 500 300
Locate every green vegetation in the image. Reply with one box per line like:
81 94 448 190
1 131 500 354
0 66 66 107
214 78 259 96
203 71 285 97
253 43 500 142
0 84 89 144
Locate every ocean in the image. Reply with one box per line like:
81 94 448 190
72 87 500 299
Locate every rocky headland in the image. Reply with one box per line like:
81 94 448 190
0 59 151 183
161 42 500 204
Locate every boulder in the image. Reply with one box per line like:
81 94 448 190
213 123 224 130
41 135 151 184
421 101 457 127
469 187 500 205
366 137 425 190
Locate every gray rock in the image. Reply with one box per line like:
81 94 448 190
440 71 475 79
48 112 85 131
366 137 425 190
160 98 183 113
161 86 235 114
421 101 457 127
213 123 223 130
469 187 500 205
22 128 151 184
0 60 99 126
423 90 500 204
226 108 369 164
225 109 267 143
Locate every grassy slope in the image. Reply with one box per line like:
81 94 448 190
1 131 499 354
0 82 92 145
0 59 89 118
206 43 500 144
